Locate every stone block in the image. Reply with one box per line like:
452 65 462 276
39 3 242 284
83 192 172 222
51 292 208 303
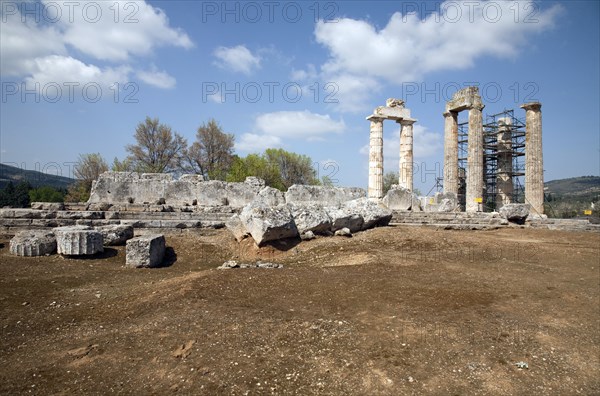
382 185 417 210
287 203 332 234
54 225 103 255
126 234 166 268
31 202 65 211
344 198 393 230
499 203 530 222
10 230 57 256
225 214 249 242
96 224 134 246
326 207 364 233
284 185 365 205
239 203 298 246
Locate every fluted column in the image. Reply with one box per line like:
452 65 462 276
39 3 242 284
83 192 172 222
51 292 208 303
496 117 513 209
367 116 384 199
521 102 543 214
466 105 484 212
398 119 415 191
443 111 459 196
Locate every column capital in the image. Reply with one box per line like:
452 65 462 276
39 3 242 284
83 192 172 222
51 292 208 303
443 111 457 118
520 102 542 111
397 118 417 126
366 115 385 122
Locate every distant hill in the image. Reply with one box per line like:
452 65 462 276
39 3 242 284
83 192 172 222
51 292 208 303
0 163 75 189
545 176 600 202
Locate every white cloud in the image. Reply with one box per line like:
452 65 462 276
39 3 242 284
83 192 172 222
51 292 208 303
312 0 562 112
48 0 193 62
24 55 131 94
213 45 261 75
0 1 191 93
236 133 282 153
236 111 345 153
136 68 176 89
254 111 345 138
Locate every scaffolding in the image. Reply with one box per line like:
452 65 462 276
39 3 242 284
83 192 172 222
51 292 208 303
456 109 526 212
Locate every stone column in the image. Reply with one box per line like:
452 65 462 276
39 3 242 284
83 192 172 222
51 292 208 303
466 106 484 212
367 116 384 199
443 111 459 196
521 102 543 214
398 119 415 191
496 117 513 209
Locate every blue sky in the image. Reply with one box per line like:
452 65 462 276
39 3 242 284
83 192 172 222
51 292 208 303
1 0 598 191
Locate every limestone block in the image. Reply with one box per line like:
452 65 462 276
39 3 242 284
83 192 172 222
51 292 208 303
435 192 459 212
225 214 249 242
373 106 411 120
239 202 298 246
255 187 286 207
96 224 134 246
382 185 417 210
10 230 57 256
285 185 365 206
54 225 103 255
287 203 332 234
499 203 530 222
326 206 364 233
31 202 65 211
343 198 393 230
126 234 166 268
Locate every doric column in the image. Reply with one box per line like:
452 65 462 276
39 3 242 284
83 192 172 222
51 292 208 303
466 105 484 212
443 111 459 196
398 119 415 191
521 102 543 214
496 117 513 209
367 116 384 199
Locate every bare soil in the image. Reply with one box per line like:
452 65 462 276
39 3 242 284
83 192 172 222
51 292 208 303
1 226 599 395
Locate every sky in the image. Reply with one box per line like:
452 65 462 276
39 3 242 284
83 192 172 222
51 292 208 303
1 0 599 192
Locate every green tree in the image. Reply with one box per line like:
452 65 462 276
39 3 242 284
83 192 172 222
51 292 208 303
183 119 235 180
29 186 65 202
126 117 187 173
0 181 32 208
383 171 399 195
264 148 318 190
226 149 319 191
111 157 134 172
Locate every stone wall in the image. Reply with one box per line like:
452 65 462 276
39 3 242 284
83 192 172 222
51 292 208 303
88 172 266 208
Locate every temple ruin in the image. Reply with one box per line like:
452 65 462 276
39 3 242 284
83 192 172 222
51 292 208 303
366 99 417 199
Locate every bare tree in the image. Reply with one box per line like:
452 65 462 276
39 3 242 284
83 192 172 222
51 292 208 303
126 117 187 173
183 119 234 180
65 153 108 202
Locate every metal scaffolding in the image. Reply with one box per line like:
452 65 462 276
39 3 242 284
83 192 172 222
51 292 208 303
456 109 526 212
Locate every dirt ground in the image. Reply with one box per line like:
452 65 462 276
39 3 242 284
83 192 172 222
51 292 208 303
0 226 598 395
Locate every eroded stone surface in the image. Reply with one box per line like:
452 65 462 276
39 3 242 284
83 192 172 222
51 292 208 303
126 234 165 268
499 203 530 222
284 185 365 206
382 185 417 211
9 230 56 256
54 225 103 256
239 203 298 246
287 203 331 234
96 225 134 246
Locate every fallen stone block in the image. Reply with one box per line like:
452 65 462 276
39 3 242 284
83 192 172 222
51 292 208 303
256 186 286 206
126 234 166 268
225 214 249 242
344 198 392 230
54 225 103 256
326 207 364 233
300 230 316 241
287 203 332 234
239 203 298 246
10 230 57 256
499 203 530 223
382 185 416 210
96 224 134 246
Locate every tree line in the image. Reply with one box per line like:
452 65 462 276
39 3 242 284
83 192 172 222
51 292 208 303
64 117 323 202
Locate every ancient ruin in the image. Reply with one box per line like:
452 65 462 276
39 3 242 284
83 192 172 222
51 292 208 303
366 98 417 199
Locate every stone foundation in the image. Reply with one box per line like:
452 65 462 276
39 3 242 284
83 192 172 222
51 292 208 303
126 235 166 268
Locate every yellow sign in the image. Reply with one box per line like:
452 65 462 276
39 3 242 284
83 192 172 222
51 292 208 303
475 197 483 203
429 198 435 204
584 210 592 215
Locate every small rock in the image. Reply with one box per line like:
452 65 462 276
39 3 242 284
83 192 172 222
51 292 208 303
334 227 352 237
300 231 316 241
